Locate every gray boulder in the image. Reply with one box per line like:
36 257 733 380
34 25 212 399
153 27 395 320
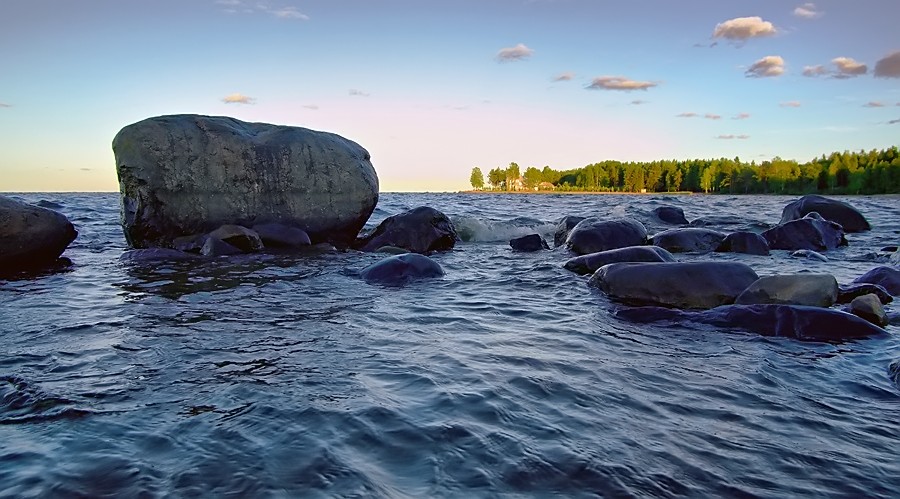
355 206 459 253
201 237 242 257
554 216 586 247
208 225 263 253
716 231 770 256
564 245 675 275
0 195 77 269
510 234 549 252
852 266 900 295
651 206 688 225
113 114 378 248
761 215 846 251
651 228 726 253
589 261 759 309
360 253 445 285
252 223 310 249
779 195 870 232
837 283 893 305
735 274 838 307
848 294 889 327
565 218 648 255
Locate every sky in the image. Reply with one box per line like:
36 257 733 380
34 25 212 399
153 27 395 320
1 0 898 192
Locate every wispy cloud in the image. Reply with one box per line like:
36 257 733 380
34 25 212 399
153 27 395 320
552 72 575 82
802 65 828 77
302 104 319 110
222 92 255 104
704 113 722 120
271 7 309 20
733 112 751 120
0 102 10 108
630 100 647 105
863 101 885 108
717 134 750 140
496 43 534 62
793 3 822 19
676 112 698 118
780 101 802 108
348 89 370 97
832 57 867 78
587 76 657 91
216 1 309 20
713 16 777 41
746 55 785 78
874 51 900 78
889 118 900 125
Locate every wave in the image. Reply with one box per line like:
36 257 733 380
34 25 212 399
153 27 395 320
453 216 556 243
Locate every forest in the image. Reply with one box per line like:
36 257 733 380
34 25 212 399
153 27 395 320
468 146 900 195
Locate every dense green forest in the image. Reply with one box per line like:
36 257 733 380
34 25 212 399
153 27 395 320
468 146 900 195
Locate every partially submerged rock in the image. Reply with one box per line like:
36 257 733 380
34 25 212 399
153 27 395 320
852 266 900 295
761 215 846 251
0 195 78 270
716 231 770 256
119 248 201 263
252 223 311 249
360 253 445 285
554 216 586 247
837 283 893 305
208 225 263 253
790 249 828 262
565 218 648 255
651 206 688 225
779 194 870 232
847 294 889 327
589 261 759 309
509 234 549 252
651 228 726 253
355 206 459 253
564 245 675 275
735 274 838 307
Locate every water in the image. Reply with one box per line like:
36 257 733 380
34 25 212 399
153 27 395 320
1 192 899 498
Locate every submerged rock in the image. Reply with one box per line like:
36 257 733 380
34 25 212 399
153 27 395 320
848 294 889 327
564 245 675 275
208 225 263 253
565 218 648 255
651 206 688 225
790 249 828 262
779 194 870 232
509 234 549 252
761 215 846 251
837 283 893 305
113 114 378 248
201 237 243 257
0 195 78 270
735 274 838 307
852 266 900 295
554 216 586 247
589 261 759 309
360 253 445 285
355 206 459 254
252 223 311 249
651 228 726 253
119 248 201 263
716 231 770 256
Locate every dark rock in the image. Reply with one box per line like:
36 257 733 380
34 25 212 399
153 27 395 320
790 249 828 262
688 215 747 229
779 194 870 232
374 246 409 255
589 261 759 309
848 294 889 327
761 216 846 251
651 206 688 225
252 223 310 249
201 237 243 257
360 253 445 285
837 283 893 304
208 225 263 253
852 266 900 295
880 246 898 253
565 218 648 255
0 195 78 270
615 304 886 341
716 231 770 255
510 234 550 252
354 206 459 254
735 274 838 307
119 248 201 263
651 228 726 253
172 233 208 253
113 114 378 248
564 245 675 275
554 216 586 247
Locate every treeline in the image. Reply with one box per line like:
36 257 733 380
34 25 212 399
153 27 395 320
468 146 900 195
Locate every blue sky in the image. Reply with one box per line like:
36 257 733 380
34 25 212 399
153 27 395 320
1 0 898 192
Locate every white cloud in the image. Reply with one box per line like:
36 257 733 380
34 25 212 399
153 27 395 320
676 112 698 118
832 57 867 78
587 76 657 91
222 92 255 104
553 72 575 82
874 51 900 78
713 16 777 41
302 104 319 110
863 101 885 108
793 3 822 19
271 7 309 20
216 1 309 20
733 113 751 120
717 134 750 140
349 89 370 97
496 43 534 62
745 55 785 78
802 65 828 77
704 113 722 120
0 102 11 108
889 118 900 125
630 100 647 105
780 101 802 108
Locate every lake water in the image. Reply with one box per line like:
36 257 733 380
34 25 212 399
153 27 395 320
1 192 899 497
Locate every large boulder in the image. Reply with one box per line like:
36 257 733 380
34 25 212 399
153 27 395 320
852 266 900 295
779 195 870 232
0 195 77 270
564 245 675 275
761 215 846 251
565 218 648 255
651 206 688 225
355 206 459 253
716 231 770 256
589 261 759 309
112 114 378 248
359 253 445 285
554 216 586 247
651 228 726 253
735 274 838 307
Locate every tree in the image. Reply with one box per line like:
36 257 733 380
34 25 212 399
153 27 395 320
523 167 542 190
469 167 485 190
506 162 521 191
488 167 505 190
700 167 713 193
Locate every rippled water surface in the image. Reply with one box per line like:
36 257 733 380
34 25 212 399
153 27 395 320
2 192 899 497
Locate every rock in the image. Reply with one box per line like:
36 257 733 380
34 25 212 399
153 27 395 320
589 261 759 309
554 216 586 247
848 294 889 327
374 246 410 255
510 234 550 252
119 248 201 263
779 194 870 232
201 237 243 257
852 266 900 295
881 246 899 253
735 274 838 307
688 215 747 229
615 304 886 341
359 253 445 285
790 249 828 262
354 206 459 253
761 216 846 251
564 245 675 275
113 114 378 248
208 225 263 253
651 206 688 225
714 231 769 256
565 218 648 255
651 228 726 253
252 223 310 249
172 233 208 253
0 195 78 270
837 283 893 305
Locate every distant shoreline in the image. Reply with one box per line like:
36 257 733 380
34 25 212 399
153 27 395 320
457 190 697 195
